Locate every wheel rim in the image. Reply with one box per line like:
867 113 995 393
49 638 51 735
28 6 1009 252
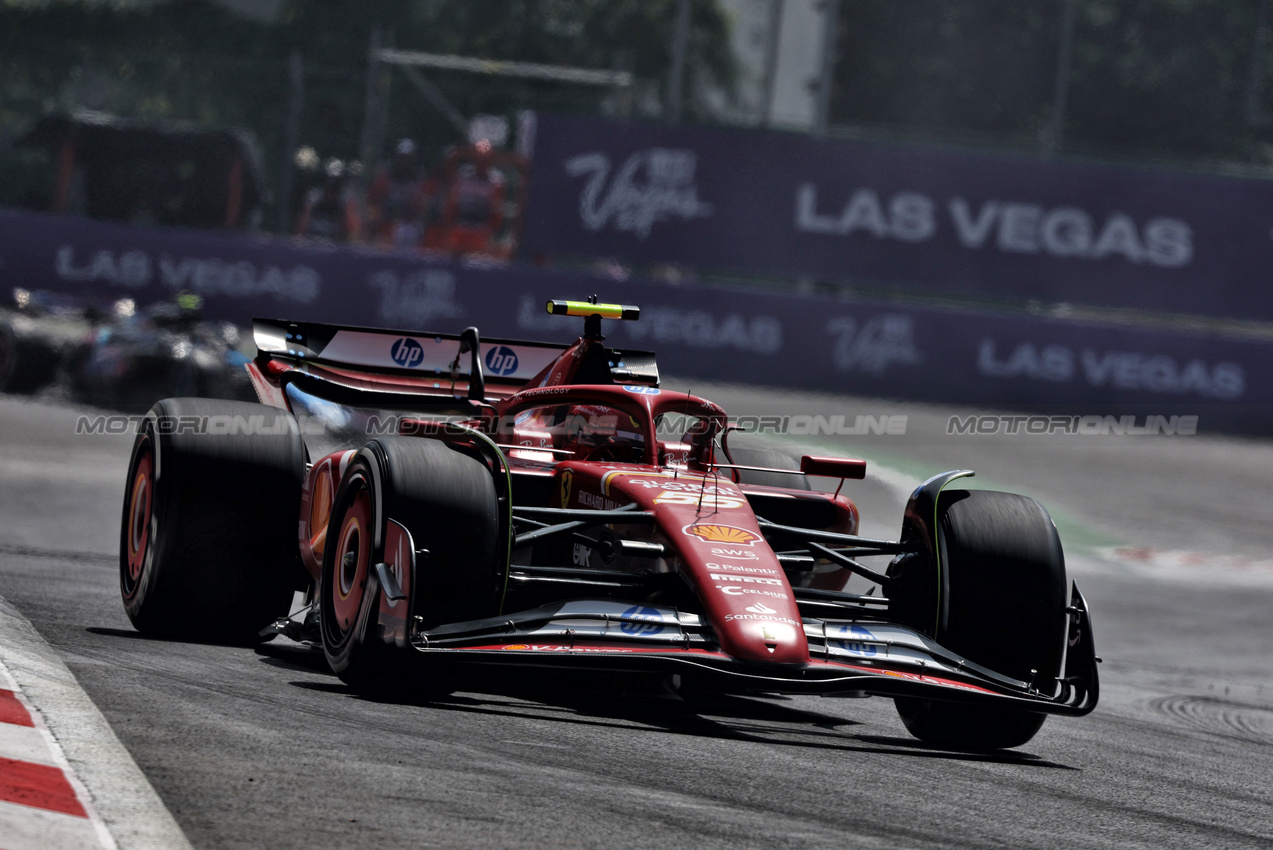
122 441 154 598
331 485 372 634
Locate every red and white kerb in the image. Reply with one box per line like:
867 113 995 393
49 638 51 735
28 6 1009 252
0 662 115 849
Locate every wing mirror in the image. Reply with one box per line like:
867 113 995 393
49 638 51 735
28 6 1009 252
800 455 867 480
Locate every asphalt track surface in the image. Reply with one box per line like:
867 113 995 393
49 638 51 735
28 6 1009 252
1 385 1272 849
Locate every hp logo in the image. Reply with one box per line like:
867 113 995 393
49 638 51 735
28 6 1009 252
619 605 665 636
390 338 424 369
485 345 519 377
834 624 878 657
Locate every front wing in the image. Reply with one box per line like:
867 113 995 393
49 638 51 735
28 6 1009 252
399 591 1099 716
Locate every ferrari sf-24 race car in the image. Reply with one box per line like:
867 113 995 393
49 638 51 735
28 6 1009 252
118 299 1098 750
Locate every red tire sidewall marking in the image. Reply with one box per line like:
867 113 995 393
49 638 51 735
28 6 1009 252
123 439 154 598
331 485 372 633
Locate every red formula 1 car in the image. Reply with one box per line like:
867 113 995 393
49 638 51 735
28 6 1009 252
118 299 1098 750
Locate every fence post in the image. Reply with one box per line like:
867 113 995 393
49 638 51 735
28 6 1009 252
1045 0 1077 155
276 49 304 234
813 0 840 137
668 0 691 123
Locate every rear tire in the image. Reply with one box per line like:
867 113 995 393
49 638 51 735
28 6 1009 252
320 437 502 694
119 398 306 643
894 490 1067 750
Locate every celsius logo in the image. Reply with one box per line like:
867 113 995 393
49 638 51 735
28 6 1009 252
485 345 519 376
619 605 665 636
390 337 424 368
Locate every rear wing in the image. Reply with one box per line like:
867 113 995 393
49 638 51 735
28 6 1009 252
252 318 659 404
255 317 565 388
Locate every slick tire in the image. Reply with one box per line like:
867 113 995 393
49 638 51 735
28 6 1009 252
119 398 306 643
727 446 811 490
895 490 1067 750
320 437 502 695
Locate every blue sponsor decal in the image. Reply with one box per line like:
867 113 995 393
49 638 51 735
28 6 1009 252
390 337 424 368
623 385 660 395
832 624 878 657
619 605 666 636
485 345 520 376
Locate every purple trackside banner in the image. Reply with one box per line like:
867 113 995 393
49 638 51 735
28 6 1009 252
0 209 472 331
520 113 1273 323
2 209 1271 434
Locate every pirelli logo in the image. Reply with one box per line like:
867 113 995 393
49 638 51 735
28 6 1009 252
709 573 783 586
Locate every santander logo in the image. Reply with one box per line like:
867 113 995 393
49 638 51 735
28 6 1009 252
745 602 776 615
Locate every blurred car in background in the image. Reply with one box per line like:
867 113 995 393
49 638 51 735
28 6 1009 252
0 288 254 408
0 288 95 395
70 294 255 408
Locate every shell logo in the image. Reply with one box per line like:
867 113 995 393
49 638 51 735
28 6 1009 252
502 645 530 650
683 523 761 546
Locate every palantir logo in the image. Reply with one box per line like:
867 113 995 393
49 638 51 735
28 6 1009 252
485 345 519 377
390 337 424 368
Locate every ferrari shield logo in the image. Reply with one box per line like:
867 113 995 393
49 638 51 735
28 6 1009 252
559 469 573 507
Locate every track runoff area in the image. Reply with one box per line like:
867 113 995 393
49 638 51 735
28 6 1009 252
0 384 1271 848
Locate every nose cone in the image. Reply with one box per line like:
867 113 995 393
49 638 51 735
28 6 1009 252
658 514 810 664
716 610 807 665
605 470 812 666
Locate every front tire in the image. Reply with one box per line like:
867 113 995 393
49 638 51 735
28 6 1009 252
119 398 306 643
894 490 1067 750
